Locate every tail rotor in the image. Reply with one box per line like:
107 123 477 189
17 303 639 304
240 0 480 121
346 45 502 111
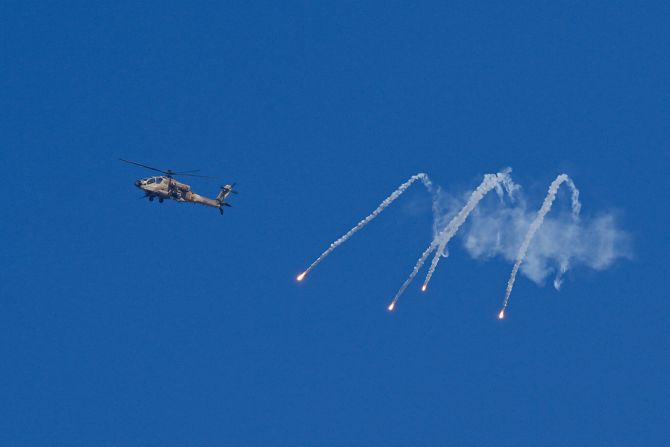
216 183 238 214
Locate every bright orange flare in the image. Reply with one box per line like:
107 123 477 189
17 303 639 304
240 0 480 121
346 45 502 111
296 272 307 281
388 302 395 311
498 309 505 319
421 284 427 292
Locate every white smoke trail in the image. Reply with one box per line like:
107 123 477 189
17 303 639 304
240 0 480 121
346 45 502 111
387 169 515 311
551 178 581 289
297 173 433 281
499 174 580 318
566 178 581 216
298 168 628 316
421 169 516 290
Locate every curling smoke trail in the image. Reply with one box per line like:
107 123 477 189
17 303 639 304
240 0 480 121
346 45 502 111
499 174 580 317
297 173 433 281
421 169 515 291
388 169 514 310
551 178 581 289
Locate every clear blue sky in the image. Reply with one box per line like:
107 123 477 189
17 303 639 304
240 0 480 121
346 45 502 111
1 2 668 446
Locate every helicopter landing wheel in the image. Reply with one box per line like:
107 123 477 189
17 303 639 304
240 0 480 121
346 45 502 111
159 198 164 203
149 196 154 202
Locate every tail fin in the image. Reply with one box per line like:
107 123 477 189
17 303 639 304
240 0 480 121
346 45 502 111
216 183 237 210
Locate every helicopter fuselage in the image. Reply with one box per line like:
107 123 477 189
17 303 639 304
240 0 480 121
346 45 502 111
135 176 222 209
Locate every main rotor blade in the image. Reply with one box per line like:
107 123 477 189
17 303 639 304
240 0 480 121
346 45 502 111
119 158 167 174
176 173 217 179
120 159 215 179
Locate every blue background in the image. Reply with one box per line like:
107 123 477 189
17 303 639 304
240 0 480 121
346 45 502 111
1 2 668 445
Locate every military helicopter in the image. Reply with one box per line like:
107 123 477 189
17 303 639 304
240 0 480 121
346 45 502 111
120 159 237 215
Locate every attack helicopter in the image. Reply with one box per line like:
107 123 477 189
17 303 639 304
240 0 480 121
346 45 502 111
120 159 237 215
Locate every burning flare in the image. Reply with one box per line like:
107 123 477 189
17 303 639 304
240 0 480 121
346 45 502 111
498 309 505 319
421 285 427 292
387 302 395 311
296 272 307 282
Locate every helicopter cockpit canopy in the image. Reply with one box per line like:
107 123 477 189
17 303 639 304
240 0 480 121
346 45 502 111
141 176 164 185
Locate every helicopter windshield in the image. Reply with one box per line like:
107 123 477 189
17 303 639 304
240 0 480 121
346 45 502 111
155 177 163 184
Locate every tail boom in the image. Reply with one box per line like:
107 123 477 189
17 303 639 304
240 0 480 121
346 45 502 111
182 185 235 215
